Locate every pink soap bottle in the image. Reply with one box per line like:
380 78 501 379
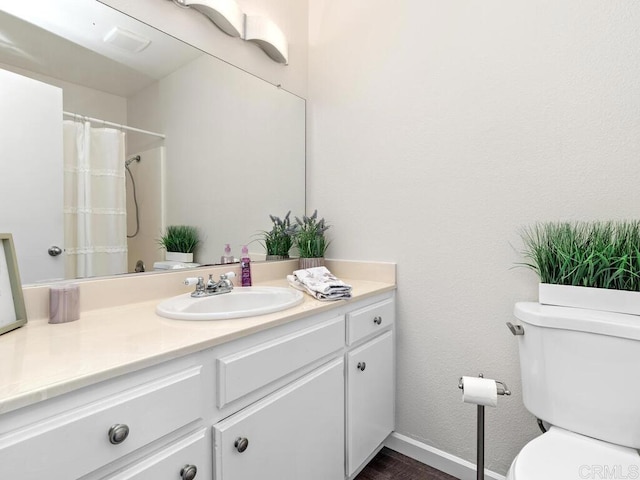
240 245 252 287
221 243 233 264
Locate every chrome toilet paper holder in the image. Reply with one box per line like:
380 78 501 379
458 374 511 480
458 375 511 396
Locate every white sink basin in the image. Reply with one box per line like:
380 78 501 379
156 286 304 320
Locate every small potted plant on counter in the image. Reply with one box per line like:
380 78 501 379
158 225 199 263
519 220 640 315
262 211 298 261
295 210 330 269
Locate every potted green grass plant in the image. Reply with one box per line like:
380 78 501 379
158 225 199 263
519 220 640 315
261 211 298 261
294 210 330 269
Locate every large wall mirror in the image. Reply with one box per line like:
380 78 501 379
0 0 305 285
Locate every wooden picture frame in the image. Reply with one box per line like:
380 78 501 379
0 234 27 335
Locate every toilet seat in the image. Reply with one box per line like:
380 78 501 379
508 426 640 480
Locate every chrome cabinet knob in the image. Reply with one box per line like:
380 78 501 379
234 437 249 453
373 316 382 325
357 362 366 371
108 424 130 445
180 464 198 480
48 246 62 257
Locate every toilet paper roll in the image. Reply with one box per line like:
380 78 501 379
461 376 498 407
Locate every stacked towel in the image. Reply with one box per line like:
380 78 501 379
287 266 352 301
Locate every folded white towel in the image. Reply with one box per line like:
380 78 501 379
287 266 352 301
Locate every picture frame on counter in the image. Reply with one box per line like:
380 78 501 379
0 233 27 335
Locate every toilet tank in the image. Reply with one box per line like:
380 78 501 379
514 302 640 449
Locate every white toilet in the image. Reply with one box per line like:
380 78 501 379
507 302 640 479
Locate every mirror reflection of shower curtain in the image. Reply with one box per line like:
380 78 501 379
63 120 127 278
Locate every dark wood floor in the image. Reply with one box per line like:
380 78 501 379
355 448 459 480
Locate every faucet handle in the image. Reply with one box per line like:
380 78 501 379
184 277 203 286
220 272 235 289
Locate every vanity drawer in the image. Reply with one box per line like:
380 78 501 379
347 298 395 345
102 427 210 480
217 315 345 407
0 366 203 480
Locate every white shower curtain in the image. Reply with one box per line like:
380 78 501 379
63 120 127 278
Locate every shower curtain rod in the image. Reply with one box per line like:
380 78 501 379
63 111 166 139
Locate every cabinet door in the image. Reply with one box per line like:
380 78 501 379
347 331 395 476
214 359 344 480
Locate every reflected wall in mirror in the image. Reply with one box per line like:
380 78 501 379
0 0 305 285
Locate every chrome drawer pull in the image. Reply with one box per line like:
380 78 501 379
234 437 249 453
108 424 130 445
373 316 382 325
180 464 198 480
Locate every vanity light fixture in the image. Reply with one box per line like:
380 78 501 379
172 0 244 37
243 15 288 64
169 0 289 64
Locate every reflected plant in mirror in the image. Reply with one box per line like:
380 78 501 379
262 211 298 261
158 225 200 263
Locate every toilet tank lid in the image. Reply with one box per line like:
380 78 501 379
512 426 639 480
514 302 640 341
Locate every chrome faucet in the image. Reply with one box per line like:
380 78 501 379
185 272 236 297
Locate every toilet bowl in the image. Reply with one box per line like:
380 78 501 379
506 426 639 480
508 302 640 479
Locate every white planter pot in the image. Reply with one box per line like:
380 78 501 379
165 251 193 263
299 257 325 269
539 283 640 316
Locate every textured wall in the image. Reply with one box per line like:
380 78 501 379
307 0 640 474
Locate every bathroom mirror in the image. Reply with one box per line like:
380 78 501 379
0 1 305 284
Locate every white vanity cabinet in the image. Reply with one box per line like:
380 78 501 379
346 299 396 477
210 293 395 480
211 314 347 480
213 359 344 480
0 290 395 480
0 361 209 480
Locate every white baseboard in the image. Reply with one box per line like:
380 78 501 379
385 432 506 480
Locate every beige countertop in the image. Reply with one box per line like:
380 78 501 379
0 260 395 415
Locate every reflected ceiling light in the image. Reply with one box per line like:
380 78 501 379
173 0 244 38
103 27 151 53
243 15 288 65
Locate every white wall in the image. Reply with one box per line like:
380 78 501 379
308 0 640 474
0 62 127 123
99 0 308 97
127 54 305 264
